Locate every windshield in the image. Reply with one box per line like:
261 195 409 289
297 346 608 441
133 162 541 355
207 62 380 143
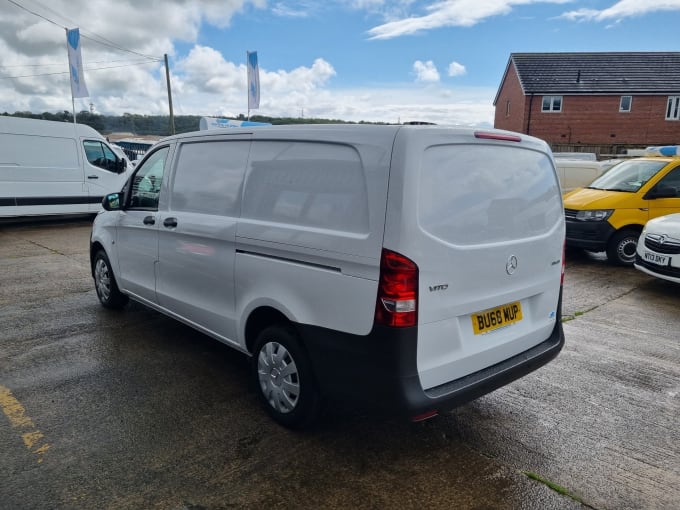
587 160 666 192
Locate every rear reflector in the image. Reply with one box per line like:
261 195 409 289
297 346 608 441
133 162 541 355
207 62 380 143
411 410 438 422
474 131 521 142
374 249 418 328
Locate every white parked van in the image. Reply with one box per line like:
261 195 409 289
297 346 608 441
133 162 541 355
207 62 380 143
0 116 131 217
90 125 566 428
554 158 607 193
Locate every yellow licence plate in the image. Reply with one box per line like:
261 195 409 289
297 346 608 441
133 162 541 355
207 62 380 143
471 301 523 335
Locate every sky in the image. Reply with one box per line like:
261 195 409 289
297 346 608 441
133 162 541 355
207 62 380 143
1 0 680 127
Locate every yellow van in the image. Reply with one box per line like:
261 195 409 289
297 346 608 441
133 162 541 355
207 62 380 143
563 155 680 265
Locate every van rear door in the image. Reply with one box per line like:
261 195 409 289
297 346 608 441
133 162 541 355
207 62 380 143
385 128 565 391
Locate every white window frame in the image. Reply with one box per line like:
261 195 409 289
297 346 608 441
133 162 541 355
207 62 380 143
542 96 562 113
619 96 632 113
666 96 680 120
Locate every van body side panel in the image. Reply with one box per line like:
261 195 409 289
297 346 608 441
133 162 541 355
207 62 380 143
0 132 88 215
384 129 565 391
235 131 396 338
235 250 380 341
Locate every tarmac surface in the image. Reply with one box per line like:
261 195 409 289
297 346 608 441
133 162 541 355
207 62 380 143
1 217 678 509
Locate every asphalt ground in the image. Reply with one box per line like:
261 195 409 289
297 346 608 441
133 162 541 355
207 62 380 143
1 217 678 510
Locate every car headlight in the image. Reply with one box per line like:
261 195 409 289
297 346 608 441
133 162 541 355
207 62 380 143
575 209 613 222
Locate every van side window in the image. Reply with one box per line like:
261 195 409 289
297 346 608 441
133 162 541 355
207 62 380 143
242 141 369 233
171 141 249 216
655 167 680 197
83 140 117 172
129 147 169 210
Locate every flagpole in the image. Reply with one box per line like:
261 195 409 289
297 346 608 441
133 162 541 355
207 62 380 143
246 51 250 120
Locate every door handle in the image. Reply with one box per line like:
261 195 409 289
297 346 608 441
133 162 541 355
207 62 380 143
143 215 155 225
87 175 99 179
163 217 178 228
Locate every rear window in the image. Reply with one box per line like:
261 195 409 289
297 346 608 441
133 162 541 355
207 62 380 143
418 145 561 245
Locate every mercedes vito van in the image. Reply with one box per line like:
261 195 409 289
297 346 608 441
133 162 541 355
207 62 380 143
90 125 565 428
0 116 130 217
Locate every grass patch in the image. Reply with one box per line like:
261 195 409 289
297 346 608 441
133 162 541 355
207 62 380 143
523 471 585 504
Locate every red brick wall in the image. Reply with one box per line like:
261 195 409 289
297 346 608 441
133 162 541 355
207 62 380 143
519 95 679 145
494 64 527 133
494 66 680 145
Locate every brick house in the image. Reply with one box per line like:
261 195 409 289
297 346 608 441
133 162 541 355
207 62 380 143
493 52 680 153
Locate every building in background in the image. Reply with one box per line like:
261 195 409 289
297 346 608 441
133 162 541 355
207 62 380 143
494 52 680 156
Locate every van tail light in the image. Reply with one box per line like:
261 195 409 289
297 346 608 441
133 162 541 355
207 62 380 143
374 249 418 328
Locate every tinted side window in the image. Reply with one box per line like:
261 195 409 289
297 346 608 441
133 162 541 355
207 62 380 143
656 167 680 197
83 140 117 172
129 147 169 210
170 141 249 216
242 141 369 233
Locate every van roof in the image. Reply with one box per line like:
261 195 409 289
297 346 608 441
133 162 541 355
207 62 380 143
160 123 549 149
0 115 104 139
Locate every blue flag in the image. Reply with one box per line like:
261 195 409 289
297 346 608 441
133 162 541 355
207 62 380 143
247 51 260 110
66 28 89 98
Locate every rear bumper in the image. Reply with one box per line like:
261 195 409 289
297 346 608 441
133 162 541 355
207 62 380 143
299 292 565 418
565 219 615 251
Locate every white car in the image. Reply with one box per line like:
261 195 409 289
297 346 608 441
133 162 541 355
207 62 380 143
634 213 680 284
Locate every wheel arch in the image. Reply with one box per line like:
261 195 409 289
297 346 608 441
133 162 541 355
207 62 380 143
90 240 106 276
244 306 294 354
615 223 644 235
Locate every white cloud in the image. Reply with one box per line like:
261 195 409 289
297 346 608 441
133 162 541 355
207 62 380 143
272 1 319 17
367 0 572 39
413 60 440 82
559 0 680 22
0 0 495 127
448 61 466 77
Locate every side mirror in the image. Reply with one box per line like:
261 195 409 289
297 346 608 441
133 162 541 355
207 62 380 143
102 192 122 211
116 157 127 173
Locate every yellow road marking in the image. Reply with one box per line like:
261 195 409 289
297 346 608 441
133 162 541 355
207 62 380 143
0 385 50 463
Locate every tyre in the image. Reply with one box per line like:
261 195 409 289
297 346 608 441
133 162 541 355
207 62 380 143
606 229 639 266
93 250 128 309
252 325 321 429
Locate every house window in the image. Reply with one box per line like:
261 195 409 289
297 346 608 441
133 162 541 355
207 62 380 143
619 96 632 112
542 96 562 112
505 100 511 117
667 96 680 120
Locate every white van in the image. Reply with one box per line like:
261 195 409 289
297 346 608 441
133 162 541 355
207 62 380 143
0 116 131 217
555 158 607 193
90 125 566 428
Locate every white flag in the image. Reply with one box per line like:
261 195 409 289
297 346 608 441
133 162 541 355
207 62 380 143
66 28 89 98
247 51 260 110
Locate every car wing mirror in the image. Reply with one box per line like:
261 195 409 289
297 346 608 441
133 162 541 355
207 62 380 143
102 192 122 211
